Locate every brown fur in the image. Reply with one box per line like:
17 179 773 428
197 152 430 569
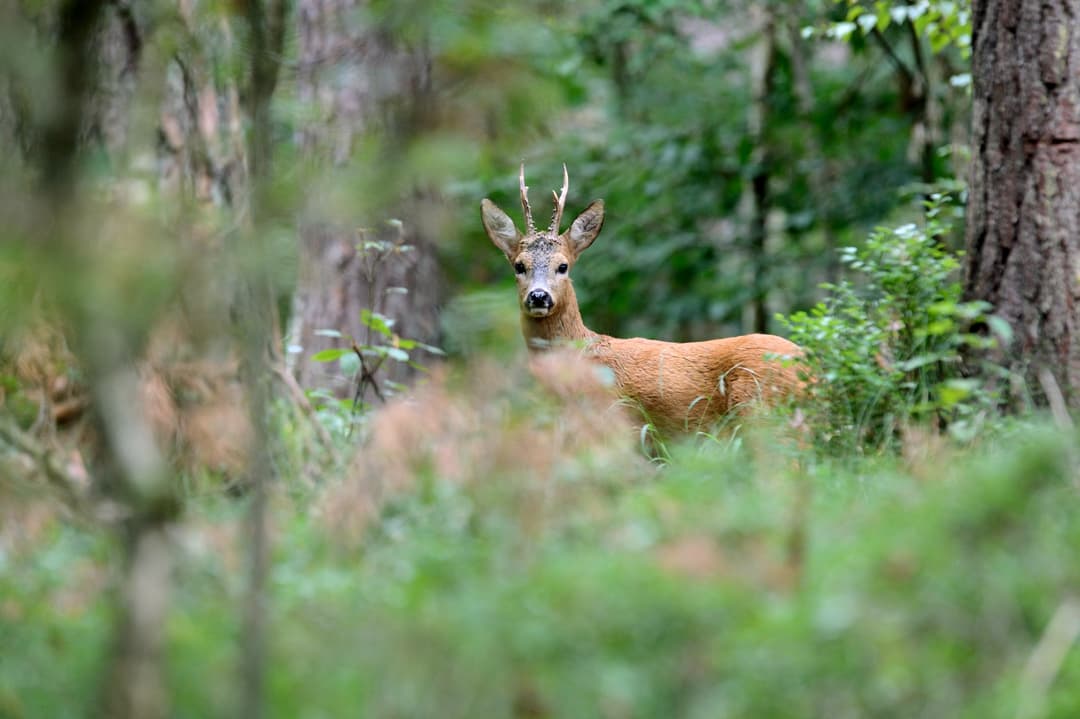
590 333 802 435
482 167 803 435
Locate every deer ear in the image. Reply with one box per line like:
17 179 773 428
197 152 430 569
567 199 605 258
481 199 522 259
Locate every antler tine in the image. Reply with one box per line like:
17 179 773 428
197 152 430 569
549 163 569 234
519 163 536 233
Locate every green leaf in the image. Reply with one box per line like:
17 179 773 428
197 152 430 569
986 316 1014 345
925 318 955 335
386 347 410 362
360 309 394 337
908 2 929 21
949 73 971 88
896 353 942 372
339 352 360 375
311 348 350 362
930 31 951 53
831 21 857 40
874 2 891 31
939 379 978 408
360 240 390 253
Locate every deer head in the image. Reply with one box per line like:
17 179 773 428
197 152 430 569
481 164 605 318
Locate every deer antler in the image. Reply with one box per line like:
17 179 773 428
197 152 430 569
519 163 536 233
549 163 569 235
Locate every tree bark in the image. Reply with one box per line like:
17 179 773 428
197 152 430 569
964 0 1080 408
290 0 442 399
158 5 247 207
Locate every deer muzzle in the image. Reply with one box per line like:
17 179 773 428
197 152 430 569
525 288 554 316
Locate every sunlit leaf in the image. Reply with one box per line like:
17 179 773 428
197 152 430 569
311 348 350 362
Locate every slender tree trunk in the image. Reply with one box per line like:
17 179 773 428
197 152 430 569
9 2 270 715
290 0 442 399
906 22 939 187
963 0 1080 408
103 519 174 719
785 7 839 292
741 9 777 334
239 3 287 715
19 4 179 718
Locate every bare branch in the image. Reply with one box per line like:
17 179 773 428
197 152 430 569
870 26 914 87
0 415 88 513
270 362 338 457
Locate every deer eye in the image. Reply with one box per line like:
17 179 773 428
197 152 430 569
514 261 526 275
557 263 569 274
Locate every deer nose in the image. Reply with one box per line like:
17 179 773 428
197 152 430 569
526 289 553 309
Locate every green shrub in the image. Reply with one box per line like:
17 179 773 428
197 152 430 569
779 196 1011 453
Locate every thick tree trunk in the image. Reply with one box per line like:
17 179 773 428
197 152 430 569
290 0 442 399
158 6 247 207
964 0 1080 408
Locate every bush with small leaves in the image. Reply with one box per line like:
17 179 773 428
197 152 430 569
779 196 1011 453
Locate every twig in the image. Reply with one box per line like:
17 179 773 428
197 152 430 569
870 26 915 86
906 20 929 91
1037 368 1074 432
1037 367 1078 490
351 342 386 406
0 414 88 512
270 362 338 457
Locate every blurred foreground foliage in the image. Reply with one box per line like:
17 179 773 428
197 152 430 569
3 406 1078 717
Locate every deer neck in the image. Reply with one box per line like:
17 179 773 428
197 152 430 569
521 282 596 352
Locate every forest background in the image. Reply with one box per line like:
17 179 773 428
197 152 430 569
1 0 1079 717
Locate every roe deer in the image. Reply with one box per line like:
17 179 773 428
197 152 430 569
481 165 803 435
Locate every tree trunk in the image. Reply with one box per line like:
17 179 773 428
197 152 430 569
963 0 1080 408
740 8 777 335
158 4 248 208
8 2 264 715
15 4 180 718
290 0 442 400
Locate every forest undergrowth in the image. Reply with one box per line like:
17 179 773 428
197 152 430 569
2 339 1079 717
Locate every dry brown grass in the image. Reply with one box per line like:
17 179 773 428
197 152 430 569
319 349 645 544
2 315 253 486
